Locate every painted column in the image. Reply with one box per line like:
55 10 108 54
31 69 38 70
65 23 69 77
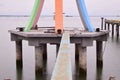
96 41 103 67
35 45 43 72
55 0 63 34
16 40 23 68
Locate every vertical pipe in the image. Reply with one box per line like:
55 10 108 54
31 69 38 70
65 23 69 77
112 24 114 37
79 45 87 71
55 0 63 34
16 40 23 68
35 45 43 72
96 41 103 67
75 44 79 61
101 17 104 30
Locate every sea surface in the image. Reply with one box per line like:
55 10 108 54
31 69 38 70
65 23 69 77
0 16 120 80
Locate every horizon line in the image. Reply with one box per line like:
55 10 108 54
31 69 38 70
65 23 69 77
0 14 120 17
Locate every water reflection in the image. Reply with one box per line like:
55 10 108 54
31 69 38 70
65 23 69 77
75 60 86 80
96 65 103 80
35 60 48 80
16 65 23 80
111 34 120 42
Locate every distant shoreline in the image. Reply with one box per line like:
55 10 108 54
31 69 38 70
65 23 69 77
0 15 120 17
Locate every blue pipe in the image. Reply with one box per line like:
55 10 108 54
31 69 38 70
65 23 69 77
76 0 94 32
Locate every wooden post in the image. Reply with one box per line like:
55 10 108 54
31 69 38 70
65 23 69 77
101 17 104 30
79 45 87 71
116 24 119 38
96 41 103 67
96 63 103 80
112 24 114 37
16 40 23 68
35 45 43 72
75 44 79 61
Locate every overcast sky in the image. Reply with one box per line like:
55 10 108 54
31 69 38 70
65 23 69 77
0 0 120 16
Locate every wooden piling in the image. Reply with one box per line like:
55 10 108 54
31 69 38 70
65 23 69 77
96 41 103 67
35 45 43 72
16 40 23 68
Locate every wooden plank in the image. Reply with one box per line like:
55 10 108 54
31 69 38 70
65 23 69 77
51 32 72 80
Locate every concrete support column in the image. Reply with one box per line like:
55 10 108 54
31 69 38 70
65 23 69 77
96 41 103 67
35 45 43 72
116 24 119 38
56 44 60 56
79 45 87 71
75 44 79 61
43 44 47 60
104 22 107 30
16 40 23 68
112 24 114 37
101 17 104 30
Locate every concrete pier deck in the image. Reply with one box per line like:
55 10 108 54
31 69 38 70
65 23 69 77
9 27 109 46
9 27 109 72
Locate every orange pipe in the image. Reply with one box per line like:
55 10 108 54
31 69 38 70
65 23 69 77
55 0 63 34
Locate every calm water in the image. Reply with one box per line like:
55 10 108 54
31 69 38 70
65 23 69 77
0 16 120 80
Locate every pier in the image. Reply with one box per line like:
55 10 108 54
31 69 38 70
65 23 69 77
9 27 109 78
101 18 120 38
